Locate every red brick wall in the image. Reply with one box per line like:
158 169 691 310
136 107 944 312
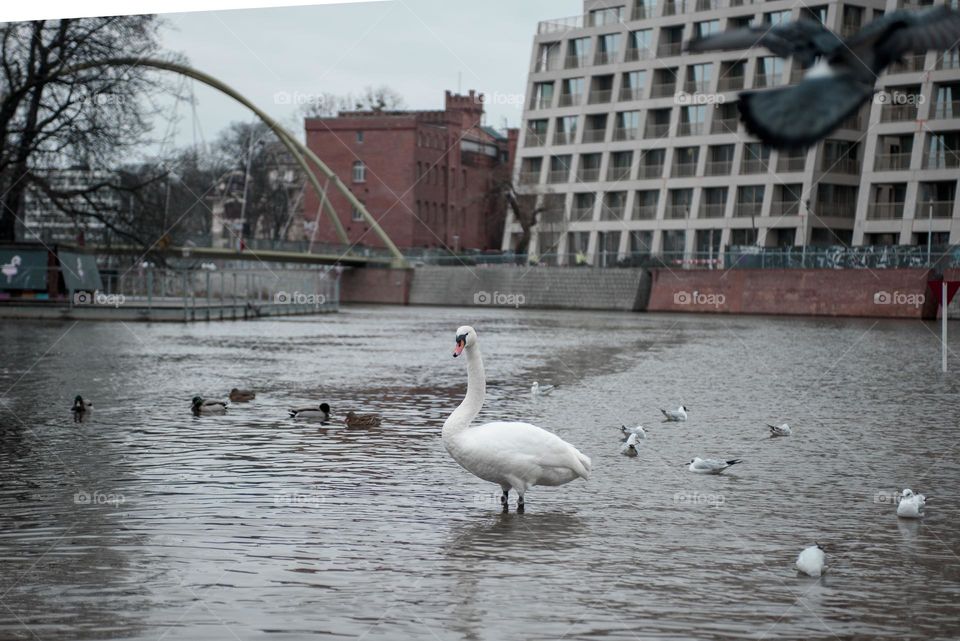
339 267 413 305
647 268 938 319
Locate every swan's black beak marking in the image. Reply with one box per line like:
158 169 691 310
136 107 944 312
453 335 467 358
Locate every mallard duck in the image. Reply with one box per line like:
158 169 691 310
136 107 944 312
229 388 256 402
71 395 93 422
288 403 330 420
345 411 381 427
192 396 227 415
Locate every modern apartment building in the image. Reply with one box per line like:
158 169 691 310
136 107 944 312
505 0 960 266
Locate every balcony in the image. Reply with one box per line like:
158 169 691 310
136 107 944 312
613 127 640 141
704 160 732 176
924 152 960 169
662 0 686 16
672 161 698 177
867 202 904 220
553 131 576 145
519 170 540 185
537 15 583 35
817 202 856 218
558 93 582 107
530 96 553 110
874 152 912 171
888 54 926 73
754 74 782 89
657 42 683 58
665 204 690 219
607 165 633 181
838 112 863 130
631 4 654 20
769 200 801 216
595 51 619 66
525 133 547 147
684 80 711 94
717 75 744 92
694 0 723 8
650 81 676 98
821 157 860 174
582 128 607 143
571 206 594 221
645 122 670 138
633 204 658 220
840 21 861 38
588 89 613 105
625 48 652 62
699 203 726 218
741 158 770 174
933 100 960 120
577 168 601 182
734 202 763 217
711 118 738 135
547 169 569 184
677 121 704 136
620 86 645 101
534 59 560 73
638 164 663 179
777 156 806 172
880 103 917 122
937 52 960 70
916 200 955 218
565 55 588 70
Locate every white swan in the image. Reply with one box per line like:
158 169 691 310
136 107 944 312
897 489 926 519
796 543 826 577
443 326 591 511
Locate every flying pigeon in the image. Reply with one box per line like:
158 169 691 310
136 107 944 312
685 7 960 148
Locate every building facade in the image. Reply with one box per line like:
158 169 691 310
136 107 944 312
21 167 117 245
304 91 518 254
505 0 960 266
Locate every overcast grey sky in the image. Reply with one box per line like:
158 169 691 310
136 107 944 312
156 0 581 152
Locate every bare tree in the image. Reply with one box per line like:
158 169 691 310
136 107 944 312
300 85 406 118
496 180 544 262
0 16 171 242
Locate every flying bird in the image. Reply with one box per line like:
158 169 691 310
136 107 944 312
685 7 960 148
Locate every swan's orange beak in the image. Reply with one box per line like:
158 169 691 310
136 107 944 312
453 338 465 358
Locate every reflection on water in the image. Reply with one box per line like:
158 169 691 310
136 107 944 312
1 306 959 640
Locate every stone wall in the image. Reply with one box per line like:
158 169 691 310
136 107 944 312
408 265 649 311
646 268 938 319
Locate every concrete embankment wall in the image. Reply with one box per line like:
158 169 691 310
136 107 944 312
408 265 650 311
646 268 939 319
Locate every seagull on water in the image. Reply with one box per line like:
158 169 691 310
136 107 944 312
796 543 826 577
687 457 741 474
661 406 688 422
685 6 960 148
897 488 927 519
531 381 557 398
620 433 641 457
620 424 647 441
768 423 792 437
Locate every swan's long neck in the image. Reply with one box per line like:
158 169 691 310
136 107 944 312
443 344 485 440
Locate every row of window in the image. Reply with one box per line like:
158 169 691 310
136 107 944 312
415 161 470 189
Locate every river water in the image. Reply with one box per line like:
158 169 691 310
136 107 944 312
1 307 959 640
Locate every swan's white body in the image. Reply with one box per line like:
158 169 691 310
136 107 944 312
444 327 591 500
796 545 826 577
897 489 926 519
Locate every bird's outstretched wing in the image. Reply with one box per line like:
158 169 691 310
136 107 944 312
843 6 960 68
686 20 841 67
738 76 874 149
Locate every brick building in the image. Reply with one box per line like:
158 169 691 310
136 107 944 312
303 90 518 253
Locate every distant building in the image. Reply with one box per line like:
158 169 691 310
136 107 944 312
505 0 960 266
304 90 518 253
21 167 118 245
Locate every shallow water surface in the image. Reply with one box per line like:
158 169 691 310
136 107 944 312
1 307 959 640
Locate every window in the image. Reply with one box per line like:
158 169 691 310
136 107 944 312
696 20 720 38
351 204 364 221
352 161 366 182
356 131 364 143
765 10 791 26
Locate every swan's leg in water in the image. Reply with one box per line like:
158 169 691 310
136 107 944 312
516 493 525 513
500 485 510 511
